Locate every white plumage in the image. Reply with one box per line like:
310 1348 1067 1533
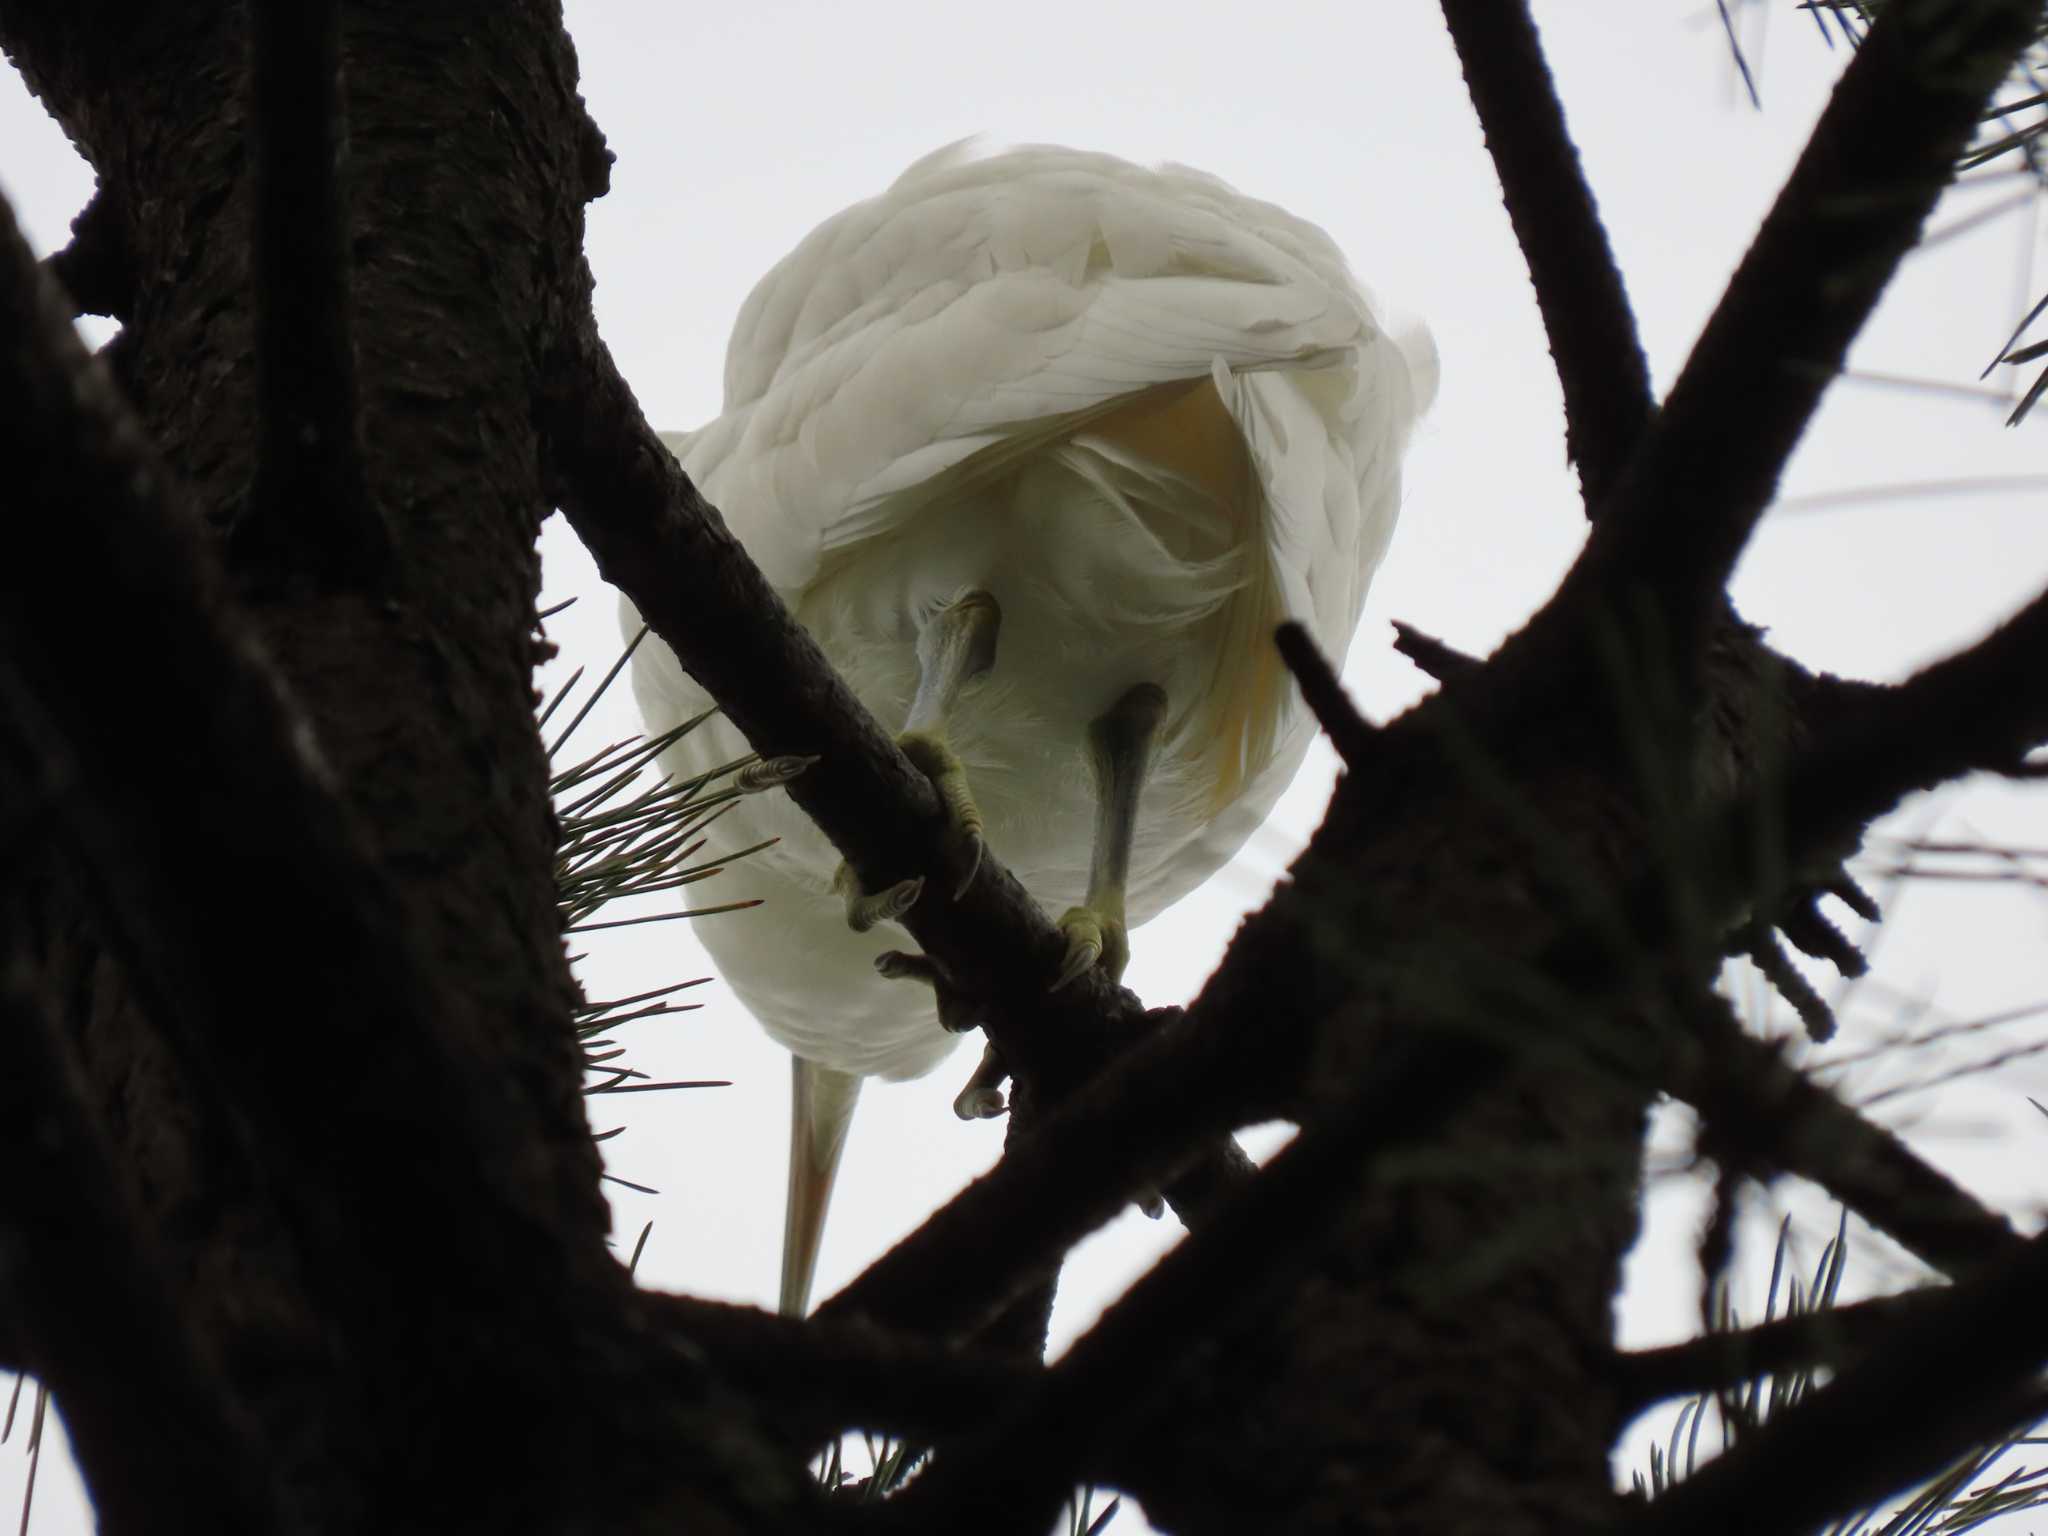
625 142 1435 1314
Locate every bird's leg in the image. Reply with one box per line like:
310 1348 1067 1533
900 589 1001 896
835 590 1001 931
1053 682 1168 991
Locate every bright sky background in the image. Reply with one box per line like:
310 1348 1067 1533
4 4 2047 1531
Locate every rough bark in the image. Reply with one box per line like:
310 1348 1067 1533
0 4 804 1530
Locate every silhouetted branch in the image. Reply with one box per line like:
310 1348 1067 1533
1677 996 2021 1280
1614 1288 1944 1415
884 1019 1520 1532
1733 923 1837 1042
1390 620 1483 683
819 1002 1249 1339
1274 621 1373 768
0 975 284 1533
0 180 601 1366
1626 1228 2048 1536
1440 0 1653 505
643 1296 1034 1449
40 186 129 320
1551 0 2042 654
238 0 383 587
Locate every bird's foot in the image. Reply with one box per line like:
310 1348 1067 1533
950 1040 1010 1121
898 729 985 899
828 724 989 933
876 948 1006 1117
1051 902 1129 992
875 948 983 1035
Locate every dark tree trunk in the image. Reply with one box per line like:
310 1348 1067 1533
0 3 801 1531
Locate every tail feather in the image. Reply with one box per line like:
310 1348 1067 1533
781 1056 864 1317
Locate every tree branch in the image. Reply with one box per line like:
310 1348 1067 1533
0 175 802 1525
1625 1226 2048 1536
40 185 130 321
1557 0 2041 650
640 1295 1034 1450
0 177 532 1281
882 1023 1518 1532
0 973 285 1534
820 1003 1251 1338
1676 997 2021 1279
1440 0 1653 505
1273 621 1374 769
1613 1288 1946 1416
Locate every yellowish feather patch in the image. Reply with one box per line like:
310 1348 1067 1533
1091 379 1284 813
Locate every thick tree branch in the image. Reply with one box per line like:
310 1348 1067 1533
821 1003 1249 1338
1555 0 2041 651
238 0 383 587
0 975 284 1534
0 180 537 1284
884 1023 1527 1532
641 1296 1034 1450
0 178 796 1527
536 306 1253 1230
40 185 129 321
1614 1288 1946 1416
1625 1225 2048 1536
1440 0 1653 505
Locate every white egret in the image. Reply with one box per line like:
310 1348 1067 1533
626 142 1435 1317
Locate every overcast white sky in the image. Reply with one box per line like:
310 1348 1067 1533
4 4 2047 1530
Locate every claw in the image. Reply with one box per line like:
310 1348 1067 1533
734 753 820 794
951 1041 1009 1120
953 1083 1008 1120
1138 1190 1165 1220
876 948 981 1033
839 872 924 933
953 829 985 899
874 949 940 983
1051 927 1102 992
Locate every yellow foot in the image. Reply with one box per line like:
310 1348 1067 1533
1051 903 1129 992
830 725 988 933
898 729 985 898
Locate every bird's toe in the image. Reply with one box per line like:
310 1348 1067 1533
1052 905 1127 991
835 862 924 932
953 1082 1008 1120
951 1040 1010 1120
952 827 985 899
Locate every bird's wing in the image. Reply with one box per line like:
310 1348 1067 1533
671 144 1432 595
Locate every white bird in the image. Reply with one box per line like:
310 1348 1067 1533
625 142 1435 1317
